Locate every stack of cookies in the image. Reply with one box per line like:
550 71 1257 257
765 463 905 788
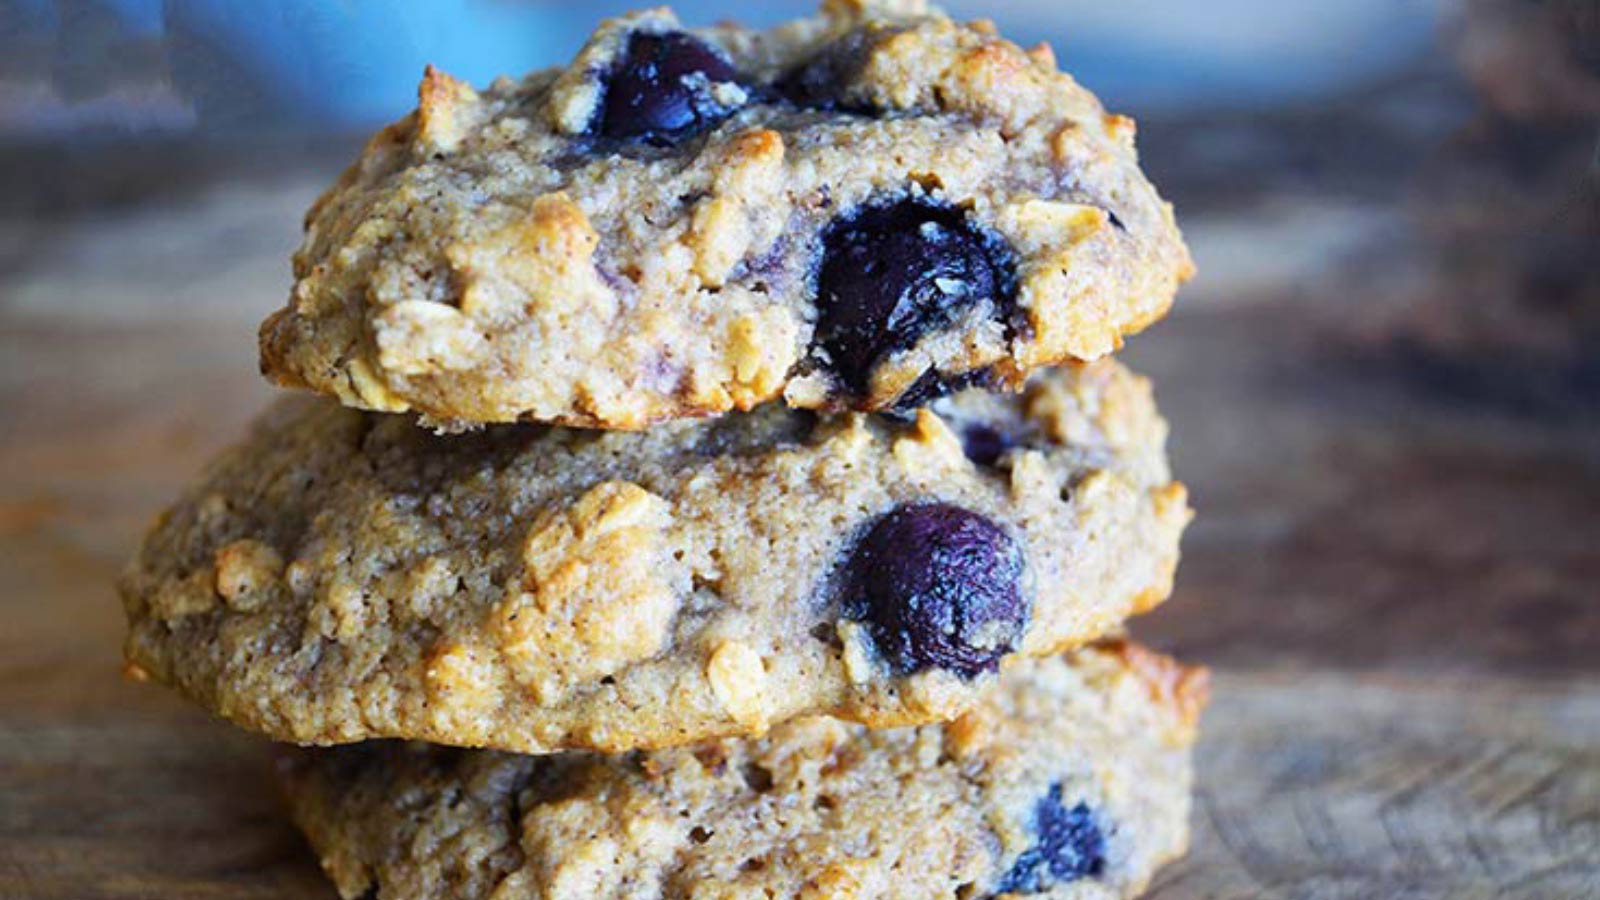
120 2 1204 897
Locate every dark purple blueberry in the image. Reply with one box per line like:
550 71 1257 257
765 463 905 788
889 368 995 414
773 56 840 110
814 199 1017 398
839 502 1026 677
960 423 1016 467
992 786 1107 895
598 32 741 145
774 30 875 111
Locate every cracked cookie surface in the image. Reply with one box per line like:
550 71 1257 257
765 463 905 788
121 362 1188 753
260 0 1191 429
279 641 1206 900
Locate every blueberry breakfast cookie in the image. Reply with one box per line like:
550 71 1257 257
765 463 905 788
121 362 1188 753
260 0 1191 429
278 641 1206 900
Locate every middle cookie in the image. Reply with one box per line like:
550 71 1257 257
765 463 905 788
122 360 1188 754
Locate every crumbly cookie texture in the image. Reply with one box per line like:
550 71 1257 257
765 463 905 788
260 0 1191 429
279 641 1207 900
121 362 1189 754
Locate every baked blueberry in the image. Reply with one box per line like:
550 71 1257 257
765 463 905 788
814 199 1017 396
599 32 742 145
839 502 1026 677
992 785 1107 895
960 423 1016 467
890 368 995 414
774 29 876 111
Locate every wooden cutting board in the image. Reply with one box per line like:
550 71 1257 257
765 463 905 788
2 153 1596 899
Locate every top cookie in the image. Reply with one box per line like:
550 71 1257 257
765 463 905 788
261 0 1191 429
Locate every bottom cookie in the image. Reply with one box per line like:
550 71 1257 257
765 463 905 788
277 642 1205 900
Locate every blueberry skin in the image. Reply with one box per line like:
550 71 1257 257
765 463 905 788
839 502 1026 677
598 32 741 145
774 29 876 112
889 367 996 415
814 199 1017 397
960 423 1015 467
992 785 1107 895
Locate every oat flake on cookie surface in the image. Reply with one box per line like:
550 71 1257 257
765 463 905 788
279 641 1206 900
121 362 1188 754
260 0 1191 429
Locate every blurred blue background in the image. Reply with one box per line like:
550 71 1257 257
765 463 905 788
5 0 1441 136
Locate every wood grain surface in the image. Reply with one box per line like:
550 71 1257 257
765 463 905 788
2 132 1597 898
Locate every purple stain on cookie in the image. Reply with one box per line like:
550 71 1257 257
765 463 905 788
839 502 1026 677
598 32 742 145
814 198 1017 398
992 785 1107 895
